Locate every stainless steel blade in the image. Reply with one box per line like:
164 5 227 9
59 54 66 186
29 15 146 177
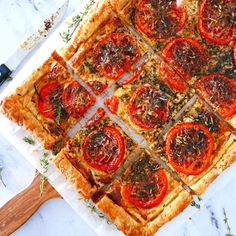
4 0 69 72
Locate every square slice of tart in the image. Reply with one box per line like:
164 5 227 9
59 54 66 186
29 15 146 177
96 149 192 236
52 108 138 199
0 51 95 151
105 54 193 145
60 0 148 95
109 0 235 87
152 96 236 195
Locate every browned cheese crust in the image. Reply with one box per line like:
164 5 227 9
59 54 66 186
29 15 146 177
0 51 75 150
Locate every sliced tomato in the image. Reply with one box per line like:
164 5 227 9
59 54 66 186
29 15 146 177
87 80 108 95
160 61 187 92
93 33 141 80
165 122 214 175
83 127 125 171
122 64 144 87
123 169 168 209
62 80 95 119
37 82 63 119
135 0 187 39
128 84 169 129
105 96 119 114
162 38 206 80
198 0 236 45
195 74 236 119
86 108 106 127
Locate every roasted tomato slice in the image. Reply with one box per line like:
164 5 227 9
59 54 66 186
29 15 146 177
105 96 119 114
62 80 95 119
122 64 144 87
135 0 187 39
234 42 236 66
123 169 168 209
160 61 187 92
128 84 169 129
37 82 63 119
162 38 206 79
87 80 108 95
195 74 236 119
198 0 236 45
165 122 214 175
86 108 106 127
93 33 141 80
83 127 125 171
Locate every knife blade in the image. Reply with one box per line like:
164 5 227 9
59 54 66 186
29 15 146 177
0 0 69 86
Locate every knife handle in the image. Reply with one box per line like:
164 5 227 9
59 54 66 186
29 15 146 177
0 64 12 86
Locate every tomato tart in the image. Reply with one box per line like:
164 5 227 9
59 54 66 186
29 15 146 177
0 51 95 150
105 54 193 144
52 108 138 199
60 0 148 95
154 97 236 195
96 150 192 236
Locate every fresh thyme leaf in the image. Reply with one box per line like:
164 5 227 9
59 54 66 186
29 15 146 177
86 201 113 225
55 105 63 124
0 165 6 187
60 0 96 43
23 137 35 145
190 200 200 209
39 152 50 196
223 208 234 236
197 196 202 201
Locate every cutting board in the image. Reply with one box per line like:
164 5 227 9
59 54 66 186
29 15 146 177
0 172 60 236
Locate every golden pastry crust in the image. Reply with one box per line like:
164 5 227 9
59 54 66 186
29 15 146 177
0 51 73 150
157 97 236 195
60 0 148 95
96 150 192 236
106 54 193 144
52 108 138 199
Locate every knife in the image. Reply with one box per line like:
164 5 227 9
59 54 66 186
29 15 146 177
0 0 69 86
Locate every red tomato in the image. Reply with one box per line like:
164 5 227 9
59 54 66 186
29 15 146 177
37 82 63 119
135 0 187 39
86 108 106 127
195 74 236 119
62 80 96 119
105 96 119 114
122 64 144 87
160 61 187 92
87 80 108 95
83 127 125 171
128 84 169 129
165 122 214 175
93 33 141 80
123 169 168 209
234 42 236 66
198 0 236 45
162 38 206 80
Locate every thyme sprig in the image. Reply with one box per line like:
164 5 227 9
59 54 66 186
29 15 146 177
39 152 49 196
86 201 113 225
223 208 234 236
23 137 35 145
191 196 202 209
0 164 6 187
60 0 96 43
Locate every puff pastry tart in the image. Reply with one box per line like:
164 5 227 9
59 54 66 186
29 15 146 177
53 108 138 199
0 51 95 150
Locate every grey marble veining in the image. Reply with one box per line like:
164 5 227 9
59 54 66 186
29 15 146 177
0 0 236 235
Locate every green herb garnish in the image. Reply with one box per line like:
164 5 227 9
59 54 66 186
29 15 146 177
190 200 200 209
86 201 113 225
5 76 13 82
223 208 234 236
39 152 49 196
0 164 6 187
23 137 35 145
60 0 96 43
